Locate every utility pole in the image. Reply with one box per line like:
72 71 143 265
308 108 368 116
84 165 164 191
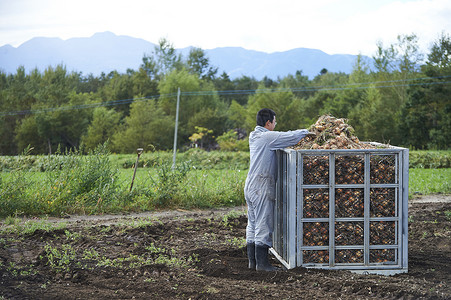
172 87 180 169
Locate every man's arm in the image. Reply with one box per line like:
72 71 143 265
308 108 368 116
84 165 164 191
266 129 310 150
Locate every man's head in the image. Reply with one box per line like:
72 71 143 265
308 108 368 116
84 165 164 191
256 108 277 131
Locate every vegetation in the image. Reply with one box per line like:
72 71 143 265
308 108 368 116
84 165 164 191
409 168 451 196
0 33 450 156
1 146 449 218
0 149 448 172
0 32 449 218
0 145 247 217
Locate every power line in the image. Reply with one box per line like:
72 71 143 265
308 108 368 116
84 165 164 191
1 76 450 116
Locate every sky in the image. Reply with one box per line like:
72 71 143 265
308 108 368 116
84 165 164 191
0 0 450 56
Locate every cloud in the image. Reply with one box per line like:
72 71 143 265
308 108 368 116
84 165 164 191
0 0 449 56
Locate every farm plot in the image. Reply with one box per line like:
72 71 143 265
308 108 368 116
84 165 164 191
0 197 450 299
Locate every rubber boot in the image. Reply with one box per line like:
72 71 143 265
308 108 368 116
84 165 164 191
247 243 256 269
255 245 280 271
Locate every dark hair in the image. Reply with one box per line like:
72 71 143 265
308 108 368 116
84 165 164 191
256 108 276 127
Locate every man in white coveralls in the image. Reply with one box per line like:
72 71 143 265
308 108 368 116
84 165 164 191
245 108 312 271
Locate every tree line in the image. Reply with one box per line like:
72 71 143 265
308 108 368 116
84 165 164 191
0 33 450 155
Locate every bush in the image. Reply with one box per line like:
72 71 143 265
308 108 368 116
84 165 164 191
216 130 249 152
39 142 119 215
148 162 190 208
409 151 450 169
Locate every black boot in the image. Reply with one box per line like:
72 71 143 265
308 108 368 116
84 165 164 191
255 245 280 271
247 242 256 269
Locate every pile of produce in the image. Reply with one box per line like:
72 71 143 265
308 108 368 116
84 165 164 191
293 115 397 264
291 114 380 150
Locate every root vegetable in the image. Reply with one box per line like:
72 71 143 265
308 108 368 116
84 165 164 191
291 114 382 150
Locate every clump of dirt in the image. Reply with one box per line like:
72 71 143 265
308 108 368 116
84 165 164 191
292 114 382 150
0 199 450 299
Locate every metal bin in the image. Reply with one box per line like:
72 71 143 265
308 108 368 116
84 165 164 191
271 143 409 275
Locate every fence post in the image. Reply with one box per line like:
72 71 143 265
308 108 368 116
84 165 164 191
172 87 180 169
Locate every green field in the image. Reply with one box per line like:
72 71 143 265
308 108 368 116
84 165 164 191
1 149 450 218
408 168 451 196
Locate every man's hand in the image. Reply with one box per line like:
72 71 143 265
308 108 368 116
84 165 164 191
306 132 317 139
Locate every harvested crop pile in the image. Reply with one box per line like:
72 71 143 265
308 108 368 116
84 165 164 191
286 115 398 264
291 114 380 150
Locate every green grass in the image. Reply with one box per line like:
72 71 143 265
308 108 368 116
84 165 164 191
0 162 247 217
409 168 451 196
1 146 449 218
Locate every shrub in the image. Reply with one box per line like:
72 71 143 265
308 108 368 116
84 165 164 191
41 142 119 214
148 162 190 208
216 130 249 152
409 151 450 168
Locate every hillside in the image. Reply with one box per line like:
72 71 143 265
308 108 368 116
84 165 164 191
0 31 372 79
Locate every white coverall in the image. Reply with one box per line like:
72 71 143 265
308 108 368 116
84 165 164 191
245 126 308 247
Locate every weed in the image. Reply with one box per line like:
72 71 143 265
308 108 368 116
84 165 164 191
121 217 155 229
145 243 165 254
65 230 81 241
82 249 100 260
221 210 245 228
225 237 246 248
4 216 21 226
148 161 190 207
7 262 18 277
44 243 77 272
0 219 67 235
19 264 38 276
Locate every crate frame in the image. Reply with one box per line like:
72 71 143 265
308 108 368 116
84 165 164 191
271 143 409 275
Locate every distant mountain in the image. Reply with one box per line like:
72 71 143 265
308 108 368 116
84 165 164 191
0 31 371 79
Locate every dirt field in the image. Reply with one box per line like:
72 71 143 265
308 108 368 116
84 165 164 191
1 195 450 300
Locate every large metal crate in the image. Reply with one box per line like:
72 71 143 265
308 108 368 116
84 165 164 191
271 143 409 275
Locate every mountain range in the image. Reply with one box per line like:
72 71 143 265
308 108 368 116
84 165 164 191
0 31 371 80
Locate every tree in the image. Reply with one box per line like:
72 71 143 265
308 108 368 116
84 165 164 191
311 72 349 118
216 129 249 151
320 68 328 76
187 107 228 149
279 70 312 99
158 69 225 146
82 107 122 150
98 71 134 117
0 67 37 154
213 72 235 103
370 34 424 145
189 126 213 149
330 54 371 122
399 32 451 149
29 92 90 153
427 32 451 68
132 67 159 98
142 38 183 80
14 67 91 154
227 100 247 129
231 75 259 106
112 99 174 152
349 85 388 142
15 116 44 153
187 47 218 81
245 84 303 132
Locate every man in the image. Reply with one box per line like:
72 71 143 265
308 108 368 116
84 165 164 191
245 108 312 271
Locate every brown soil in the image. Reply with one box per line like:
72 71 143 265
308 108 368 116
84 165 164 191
1 196 450 300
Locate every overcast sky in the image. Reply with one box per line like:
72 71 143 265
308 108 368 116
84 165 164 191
0 0 450 56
